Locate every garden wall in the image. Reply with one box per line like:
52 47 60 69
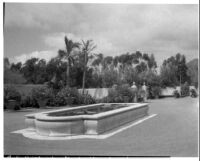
160 87 176 97
4 84 196 99
80 88 177 99
79 86 196 99
162 86 197 96
78 88 109 99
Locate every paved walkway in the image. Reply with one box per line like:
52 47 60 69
4 97 198 156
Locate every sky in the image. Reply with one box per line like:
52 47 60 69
4 3 199 66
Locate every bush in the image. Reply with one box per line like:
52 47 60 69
20 96 32 108
48 87 96 106
152 86 161 98
180 82 190 97
52 87 78 106
46 90 57 106
190 89 197 98
78 93 96 104
31 86 52 100
148 86 161 99
105 84 135 103
107 88 120 103
4 85 21 102
4 86 21 110
173 90 180 98
51 88 72 106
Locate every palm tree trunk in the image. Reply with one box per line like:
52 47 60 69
82 52 87 94
66 61 70 87
82 68 86 94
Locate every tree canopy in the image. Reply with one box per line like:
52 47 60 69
4 36 196 89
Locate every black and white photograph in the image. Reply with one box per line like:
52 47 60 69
2 0 199 158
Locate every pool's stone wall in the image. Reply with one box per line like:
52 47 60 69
25 103 149 137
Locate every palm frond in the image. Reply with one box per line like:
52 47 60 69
58 50 66 59
82 39 96 53
82 40 87 47
69 57 75 66
88 45 97 53
64 36 69 48
72 42 80 49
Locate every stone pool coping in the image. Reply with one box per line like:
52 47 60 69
25 103 148 121
14 114 157 140
25 103 149 136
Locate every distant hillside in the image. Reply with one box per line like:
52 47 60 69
187 58 198 87
187 58 198 67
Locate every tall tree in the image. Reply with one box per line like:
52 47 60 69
21 58 39 83
136 62 147 73
187 59 198 88
92 53 104 66
58 36 80 87
4 58 26 84
160 62 178 87
81 40 96 93
148 54 157 69
176 54 188 85
160 53 188 87
10 62 22 72
102 66 119 87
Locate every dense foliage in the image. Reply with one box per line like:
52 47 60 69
5 51 196 90
160 53 190 87
31 86 52 100
187 59 198 88
4 85 21 102
47 87 96 106
180 82 190 97
4 36 198 109
104 84 136 103
173 90 180 98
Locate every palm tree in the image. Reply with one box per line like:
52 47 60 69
81 40 96 94
58 36 80 87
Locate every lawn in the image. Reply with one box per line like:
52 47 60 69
4 97 198 156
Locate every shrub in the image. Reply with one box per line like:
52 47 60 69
152 86 161 98
105 84 135 103
190 89 197 98
52 87 79 106
4 85 21 102
107 88 119 103
78 93 96 104
173 90 180 98
48 87 96 106
20 96 32 108
46 90 57 106
148 86 161 99
180 82 190 97
31 86 52 100
4 86 21 110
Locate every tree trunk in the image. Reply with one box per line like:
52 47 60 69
66 61 70 87
82 52 87 94
82 68 86 94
